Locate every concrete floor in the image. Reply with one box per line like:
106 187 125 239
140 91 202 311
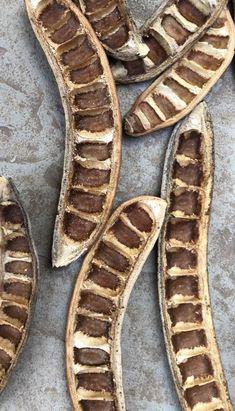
0 1 235 410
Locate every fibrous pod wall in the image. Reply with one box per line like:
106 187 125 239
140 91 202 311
124 9 235 136
73 0 148 60
112 0 227 83
0 177 38 393
66 196 166 410
25 0 122 267
158 103 232 410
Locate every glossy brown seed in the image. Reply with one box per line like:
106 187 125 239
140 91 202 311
185 382 220 407
124 204 153 232
177 0 206 26
3 281 32 300
153 94 178 118
71 59 103 84
63 212 96 242
80 399 115 411
127 113 145 134
164 78 194 104
166 248 197 269
83 0 112 13
173 162 203 186
73 163 110 187
3 305 28 325
166 276 199 299
40 2 66 29
162 15 190 45
145 35 167 66
95 242 130 272
166 218 199 243
87 265 120 290
0 324 21 347
177 130 202 159
74 110 114 132
168 303 202 326
74 87 110 110
74 348 110 366
77 371 114 392
68 190 105 214
75 315 110 338
139 102 162 126
103 25 128 49
76 142 112 161
79 292 115 315
50 15 80 44
92 8 122 36
2 204 23 225
123 59 145 76
170 190 201 216
172 329 207 353
111 219 141 249
188 50 223 71
62 37 95 69
5 261 33 277
175 66 207 88
179 354 213 382
0 349 12 371
7 236 30 253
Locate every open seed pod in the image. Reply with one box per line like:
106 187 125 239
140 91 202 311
112 0 228 83
66 196 166 410
0 176 38 393
72 0 148 61
158 102 232 410
25 0 122 267
124 9 235 136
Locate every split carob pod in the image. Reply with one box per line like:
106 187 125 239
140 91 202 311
25 0 122 267
72 0 148 60
124 9 235 136
66 196 166 410
112 0 228 83
0 176 38 393
158 102 233 410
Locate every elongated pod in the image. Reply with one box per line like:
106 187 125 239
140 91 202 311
0 177 38 393
158 103 232 411
124 10 235 136
66 196 166 411
112 0 228 83
25 0 122 267
72 0 148 60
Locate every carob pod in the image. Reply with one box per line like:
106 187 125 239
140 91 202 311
72 0 148 60
66 196 166 410
0 177 38 393
25 0 122 267
112 0 228 83
124 9 235 136
158 103 233 410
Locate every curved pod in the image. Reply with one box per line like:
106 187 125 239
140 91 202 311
124 10 235 136
112 0 227 83
25 0 122 267
0 177 38 393
73 0 148 60
66 196 166 410
158 103 232 410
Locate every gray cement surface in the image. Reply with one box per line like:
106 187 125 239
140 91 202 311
0 1 235 410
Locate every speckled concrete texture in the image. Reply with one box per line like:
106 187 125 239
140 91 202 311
0 1 234 410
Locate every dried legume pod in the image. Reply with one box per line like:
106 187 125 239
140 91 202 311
66 196 166 411
112 0 228 83
0 176 38 393
124 9 235 136
72 0 148 61
158 102 233 411
25 0 122 267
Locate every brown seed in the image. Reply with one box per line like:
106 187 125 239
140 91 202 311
172 329 207 353
80 400 115 411
139 102 162 126
74 87 110 110
62 37 95 69
2 204 23 225
166 276 199 299
0 349 12 371
177 130 202 159
3 304 28 325
168 303 202 326
79 291 115 315
3 281 32 300
177 0 207 26
77 371 114 392
123 59 146 76
63 212 96 242
124 204 153 232
166 218 199 243
0 324 21 347
175 66 207 88
179 354 213 382
71 59 103 84
173 162 203 186
170 189 201 216
39 2 66 30
74 348 110 366
185 381 220 407
103 25 128 49
50 14 80 44
145 35 167 66
75 315 110 338
87 265 121 290
68 190 105 214
111 219 141 249
7 236 30 253
166 247 197 269
164 78 194 104
153 94 178 118
92 8 122 36
72 163 110 187
83 0 112 13
188 50 223 71
5 261 33 277
162 15 190 45
75 142 112 161
74 110 114 132
95 242 130 272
